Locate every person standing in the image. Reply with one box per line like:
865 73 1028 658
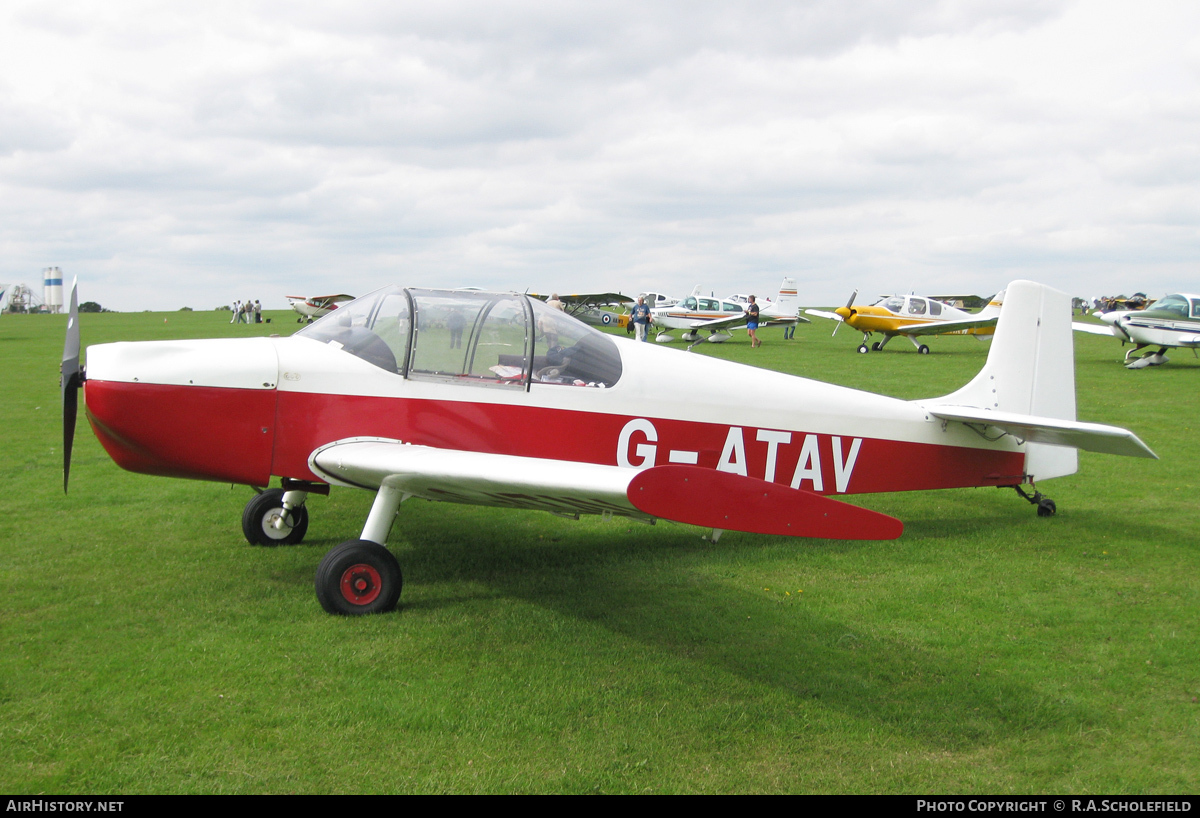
631 296 652 342
230 300 240 323
447 308 465 349
254 300 262 324
746 295 761 348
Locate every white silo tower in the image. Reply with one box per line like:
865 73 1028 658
43 267 64 314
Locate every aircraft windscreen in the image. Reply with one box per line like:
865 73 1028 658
1147 294 1190 318
529 297 623 388
297 287 623 388
296 286 411 373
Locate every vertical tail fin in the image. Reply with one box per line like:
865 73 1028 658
929 280 1079 480
774 277 799 314
977 289 1005 318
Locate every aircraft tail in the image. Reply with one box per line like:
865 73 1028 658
924 280 1155 481
774 277 799 314
976 289 1005 318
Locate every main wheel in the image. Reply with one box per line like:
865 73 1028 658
917 344 930 355
242 489 309 546
871 341 881 351
315 540 403 615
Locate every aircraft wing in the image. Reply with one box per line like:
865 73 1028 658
925 407 1157 459
528 292 634 316
309 439 902 539
690 312 810 331
1071 321 1116 337
897 316 998 337
805 309 843 323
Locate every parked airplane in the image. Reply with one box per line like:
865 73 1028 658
806 291 1002 354
63 279 1154 616
526 291 633 328
287 293 356 323
637 291 678 309
1073 293 1200 368
652 278 809 347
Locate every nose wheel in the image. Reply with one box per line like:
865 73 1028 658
242 489 309 545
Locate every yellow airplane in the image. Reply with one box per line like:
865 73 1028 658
807 290 1003 354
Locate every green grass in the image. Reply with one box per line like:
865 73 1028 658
1 308 1197 793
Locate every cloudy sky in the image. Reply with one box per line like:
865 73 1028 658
1 0 1197 311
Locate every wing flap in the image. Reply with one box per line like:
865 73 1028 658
628 465 902 540
927 407 1157 459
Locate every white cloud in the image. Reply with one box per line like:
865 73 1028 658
0 0 1197 311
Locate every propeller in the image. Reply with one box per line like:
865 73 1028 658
832 289 858 336
61 279 82 493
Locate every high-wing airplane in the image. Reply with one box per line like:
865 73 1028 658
806 291 1003 354
526 291 633 328
287 293 356 323
62 279 1155 616
652 278 810 348
1073 293 1200 368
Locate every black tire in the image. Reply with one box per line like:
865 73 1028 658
315 540 403 615
918 344 930 355
242 489 309 546
1037 498 1057 517
857 344 870 354
871 342 881 351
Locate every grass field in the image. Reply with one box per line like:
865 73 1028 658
1 305 1197 794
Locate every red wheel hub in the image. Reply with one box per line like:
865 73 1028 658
339 563 382 605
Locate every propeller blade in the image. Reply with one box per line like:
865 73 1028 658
62 279 81 493
845 288 858 310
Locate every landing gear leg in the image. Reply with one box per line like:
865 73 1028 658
1014 485 1056 517
1123 343 1149 364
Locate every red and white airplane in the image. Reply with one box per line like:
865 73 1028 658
62 280 1155 616
286 293 356 323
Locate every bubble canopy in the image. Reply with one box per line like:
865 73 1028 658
297 286 623 389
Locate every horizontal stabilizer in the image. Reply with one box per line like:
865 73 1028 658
628 465 903 540
927 406 1157 459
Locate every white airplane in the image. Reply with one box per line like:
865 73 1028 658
62 279 1154 616
651 278 810 347
287 293 356 323
806 291 1003 354
636 291 679 310
1073 293 1200 368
